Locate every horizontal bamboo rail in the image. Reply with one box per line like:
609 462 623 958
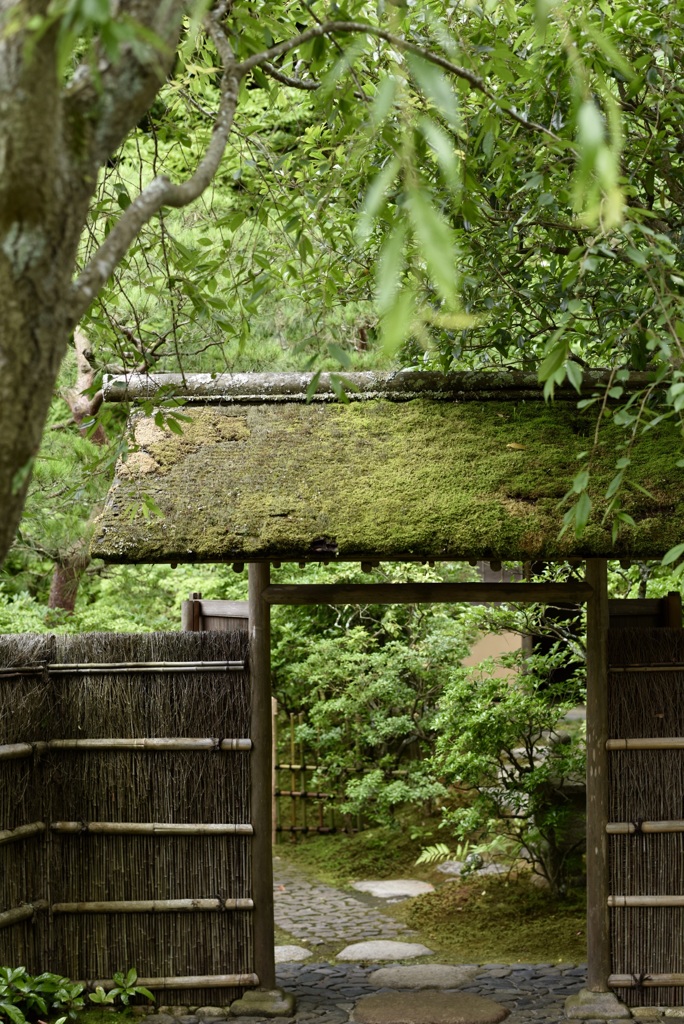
609 974 684 988
0 901 48 929
608 895 684 907
0 660 244 677
82 974 260 991
607 738 684 750
0 822 46 845
51 821 253 835
0 738 252 758
607 820 684 835
263 581 593 606
610 665 684 673
0 743 33 761
52 898 254 913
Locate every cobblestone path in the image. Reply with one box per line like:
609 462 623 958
263 860 595 1023
273 859 411 946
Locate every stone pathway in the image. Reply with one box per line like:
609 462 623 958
154 858 633 1022
273 860 411 947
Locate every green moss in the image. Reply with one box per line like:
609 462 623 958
92 399 684 563
394 874 587 964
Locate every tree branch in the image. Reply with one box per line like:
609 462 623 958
239 21 561 140
70 24 240 321
261 61 320 90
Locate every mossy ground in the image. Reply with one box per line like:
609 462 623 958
394 874 587 965
276 829 587 965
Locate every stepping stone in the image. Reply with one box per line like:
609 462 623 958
436 862 507 877
353 880 435 899
337 940 433 961
369 965 480 989
275 944 313 962
352 991 508 1024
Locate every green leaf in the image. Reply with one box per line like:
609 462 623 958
356 158 401 243
574 491 592 536
406 54 460 132
663 543 684 567
407 188 458 305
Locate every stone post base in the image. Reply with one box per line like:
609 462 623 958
565 988 631 1019
229 989 296 1018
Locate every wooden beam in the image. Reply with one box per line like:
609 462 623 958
585 558 611 993
249 562 276 991
263 581 592 606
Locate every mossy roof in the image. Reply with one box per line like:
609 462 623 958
91 396 684 564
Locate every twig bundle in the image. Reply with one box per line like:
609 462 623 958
608 628 684 1008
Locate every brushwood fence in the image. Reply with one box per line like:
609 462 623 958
0 631 256 1005
607 612 684 1007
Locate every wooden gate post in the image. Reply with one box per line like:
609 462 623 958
248 563 276 991
585 558 611 992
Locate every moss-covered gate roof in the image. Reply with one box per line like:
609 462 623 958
91 372 684 564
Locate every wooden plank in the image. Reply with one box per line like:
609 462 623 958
607 820 684 835
263 581 593 606
52 899 254 913
249 562 276 991
50 822 253 835
198 600 249 619
586 558 611 993
608 895 684 907
607 738 684 750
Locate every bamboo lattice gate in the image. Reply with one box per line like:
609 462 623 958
0 631 258 1005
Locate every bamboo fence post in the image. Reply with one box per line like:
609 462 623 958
585 558 611 992
248 562 276 991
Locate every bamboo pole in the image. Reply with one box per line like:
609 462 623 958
249 561 276 991
82 974 260 991
0 660 244 677
263 581 593 606
0 822 46 844
585 558 611 993
50 822 253 835
607 821 684 835
607 738 684 750
0 901 48 929
0 742 34 760
608 895 684 908
52 899 254 913
609 665 684 673
609 974 684 988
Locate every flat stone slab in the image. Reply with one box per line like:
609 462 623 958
351 991 509 1023
274 944 313 962
353 880 435 899
436 861 507 877
337 940 433 961
369 964 480 989
565 989 631 1020
229 989 296 1018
